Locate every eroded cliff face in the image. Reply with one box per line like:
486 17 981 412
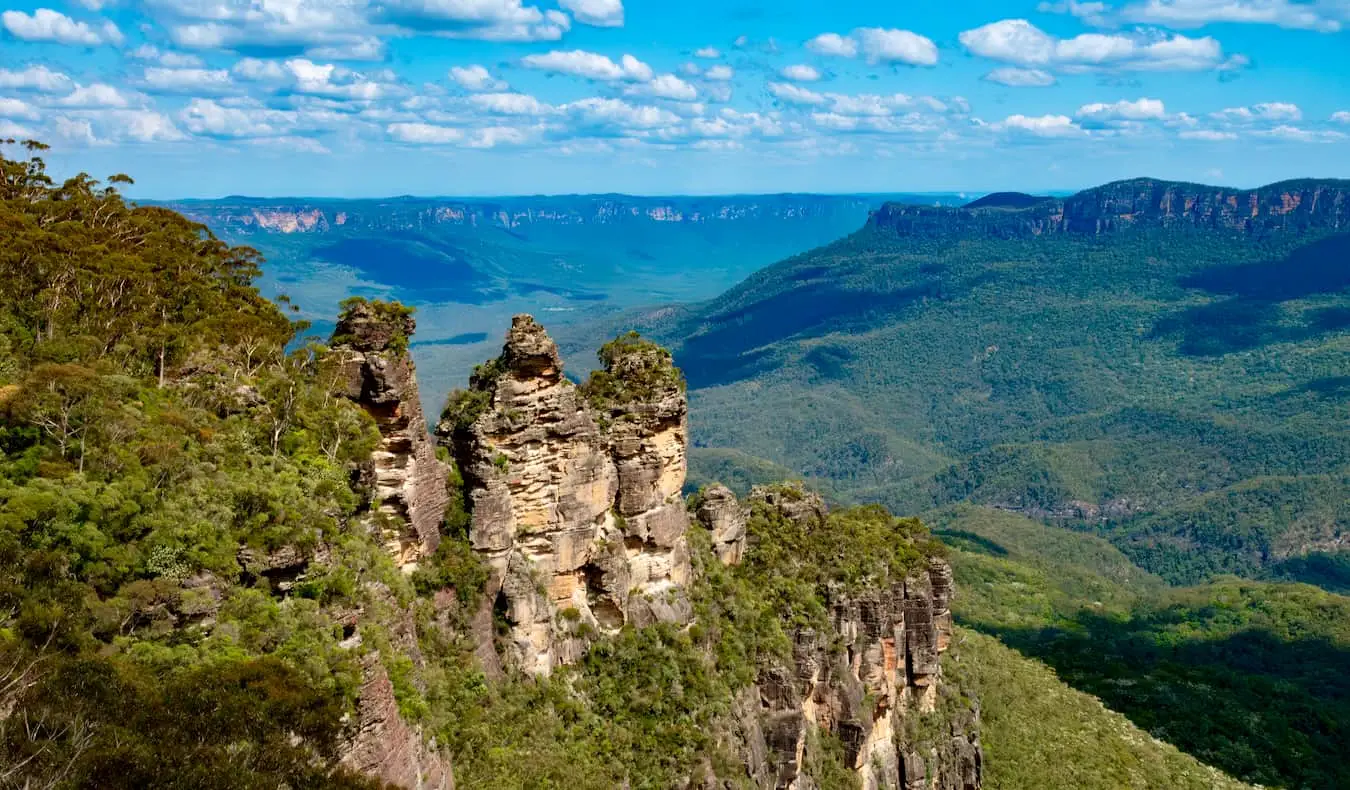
699 485 981 790
871 177 1350 240
438 316 692 675
329 302 449 572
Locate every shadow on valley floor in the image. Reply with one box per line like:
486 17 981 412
1154 234 1350 357
966 607 1350 790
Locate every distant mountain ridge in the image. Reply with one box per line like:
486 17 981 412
164 193 964 236
873 177 1350 240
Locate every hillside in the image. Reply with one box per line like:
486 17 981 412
583 177 1350 592
165 192 965 408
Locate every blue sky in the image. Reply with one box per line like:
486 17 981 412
1 0 1348 197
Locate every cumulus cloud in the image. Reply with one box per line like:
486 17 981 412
180 98 293 137
768 82 827 106
959 18 1242 72
0 120 34 138
855 28 940 66
1333 111 1350 123
1120 0 1346 33
995 113 1086 137
450 64 507 91
469 91 554 115
806 33 858 57
704 65 734 81
0 65 74 93
130 45 206 68
1037 0 1111 25
142 67 235 95
558 0 623 27
1179 129 1238 140
0 98 40 120
563 97 680 131
2 8 123 46
804 28 936 65
55 83 135 109
522 50 653 81
694 46 720 58
378 0 569 42
1253 124 1347 142
1211 102 1302 122
388 122 462 144
780 64 821 82
984 67 1057 87
57 109 185 143
627 74 698 101
1076 97 1168 123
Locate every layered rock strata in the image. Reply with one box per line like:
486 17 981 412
329 302 449 572
698 485 982 790
438 316 692 674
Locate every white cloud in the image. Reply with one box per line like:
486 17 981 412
694 46 720 58
1333 111 1350 124
0 120 34 138
855 28 939 66
1121 0 1345 33
130 45 206 68
283 58 387 100
1179 129 1238 140
627 74 698 101
768 82 826 106
450 64 507 91
0 98 39 120
380 0 569 42
180 98 292 137
0 65 73 93
1037 0 1111 25
1076 97 1167 123
54 116 98 145
62 109 186 142
558 0 623 27
984 67 1057 86
564 97 680 130
1212 102 1302 122
232 58 288 82
55 83 134 108
996 113 1085 137
521 50 653 81
704 65 734 81
780 64 821 82
469 91 553 115
388 122 463 144
143 67 235 95
1254 124 1347 142
806 32 858 57
1 8 123 46
959 18 1239 72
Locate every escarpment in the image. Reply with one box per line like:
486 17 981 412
437 317 692 674
696 484 982 790
329 300 449 572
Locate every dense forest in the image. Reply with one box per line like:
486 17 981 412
572 180 1350 594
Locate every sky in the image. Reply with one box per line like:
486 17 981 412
1 0 1349 198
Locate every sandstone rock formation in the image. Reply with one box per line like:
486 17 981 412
695 483 748 565
871 177 1350 240
342 656 455 790
697 485 982 790
438 316 692 675
329 301 449 572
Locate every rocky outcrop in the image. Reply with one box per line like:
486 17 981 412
341 656 454 790
329 301 448 572
437 316 691 675
712 486 982 790
872 177 1350 240
695 484 748 565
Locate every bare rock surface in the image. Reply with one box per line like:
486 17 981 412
329 301 449 572
439 316 692 674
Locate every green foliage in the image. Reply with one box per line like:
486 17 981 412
941 504 1350 790
441 388 492 432
333 296 415 353
633 202 1349 591
579 331 685 414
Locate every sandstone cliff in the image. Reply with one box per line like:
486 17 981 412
698 484 982 790
870 177 1350 240
437 317 692 675
329 301 449 572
